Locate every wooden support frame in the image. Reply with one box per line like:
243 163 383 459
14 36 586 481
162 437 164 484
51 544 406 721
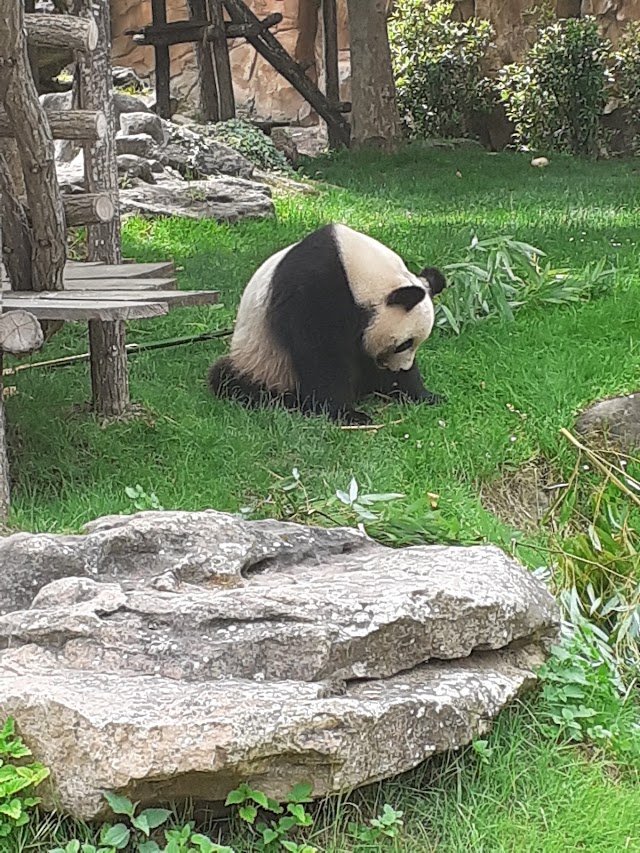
0 108 106 141
151 0 172 119
221 0 350 147
322 0 342 149
187 0 221 122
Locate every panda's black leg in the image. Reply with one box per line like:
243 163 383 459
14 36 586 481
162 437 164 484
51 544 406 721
294 361 372 426
371 362 447 405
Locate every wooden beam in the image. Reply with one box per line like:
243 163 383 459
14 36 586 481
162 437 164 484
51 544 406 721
225 13 282 38
126 14 282 46
187 1 220 122
25 13 99 53
322 0 342 149
151 0 172 119
206 0 235 120
63 193 115 227
0 108 106 142
221 0 350 147
2 298 168 321
0 0 66 292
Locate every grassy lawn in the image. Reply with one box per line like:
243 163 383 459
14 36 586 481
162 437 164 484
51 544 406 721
8 145 640 851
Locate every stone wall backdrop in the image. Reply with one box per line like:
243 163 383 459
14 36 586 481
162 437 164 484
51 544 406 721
110 0 640 124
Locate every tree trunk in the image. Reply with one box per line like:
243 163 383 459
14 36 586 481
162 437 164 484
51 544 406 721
345 0 401 152
0 0 67 291
0 150 32 291
0 220 11 520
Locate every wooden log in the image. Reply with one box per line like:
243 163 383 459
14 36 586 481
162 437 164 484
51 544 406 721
63 193 115 227
75 0 128 420
0 0 66 292
322 0 342 149
25 13 99 53
126 14 282 46
187 0 220 122
225 13 282 38
75 0 122 266
0 225 10 519
0 150 32 291
207 0 235 120
0 108 106 142
221 0 350 147
88 318 129 419
0 309 44 355
151 0 172 119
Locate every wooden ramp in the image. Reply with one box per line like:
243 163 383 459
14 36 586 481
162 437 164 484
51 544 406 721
3 259 220 418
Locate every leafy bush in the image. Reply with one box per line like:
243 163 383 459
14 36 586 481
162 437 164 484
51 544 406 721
0 717 49 845
435 234 615 335
388 0 495 139
205 119 293 174
611 21 640 153
498 17 611 156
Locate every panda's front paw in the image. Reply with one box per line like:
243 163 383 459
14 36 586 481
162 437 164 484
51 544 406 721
337 408 373 426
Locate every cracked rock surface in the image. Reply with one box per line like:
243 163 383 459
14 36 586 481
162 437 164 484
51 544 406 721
0 510 560 819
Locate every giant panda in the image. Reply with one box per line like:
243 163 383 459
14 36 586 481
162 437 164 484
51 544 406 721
207 223 447 426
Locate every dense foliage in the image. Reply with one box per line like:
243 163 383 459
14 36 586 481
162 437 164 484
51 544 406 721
388 0 495 139
206 120 293 174
611 21 640 153
498 17 611 157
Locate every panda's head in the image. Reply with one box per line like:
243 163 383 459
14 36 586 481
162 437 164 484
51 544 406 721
362 265 447 372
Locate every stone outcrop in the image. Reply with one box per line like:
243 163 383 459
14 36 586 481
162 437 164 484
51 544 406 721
0 510 560 819
576 391 640 449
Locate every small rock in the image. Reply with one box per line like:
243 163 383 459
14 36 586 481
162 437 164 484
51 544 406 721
159 125 254 179
117 154 155 183
531 156 550 168
116 133 156 159
576 392 640 449
120 111 165 146
114 94 154 127
270 127 300 167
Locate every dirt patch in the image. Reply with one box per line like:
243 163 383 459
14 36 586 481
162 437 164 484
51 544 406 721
481 458 566 532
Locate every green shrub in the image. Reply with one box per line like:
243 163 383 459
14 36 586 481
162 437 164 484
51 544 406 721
388 0 495 139
0 717 49 846
206 119 293 174
611 21 640 153
498 17 611 157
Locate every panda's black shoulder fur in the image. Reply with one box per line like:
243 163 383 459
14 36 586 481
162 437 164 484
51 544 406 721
265 224 374 413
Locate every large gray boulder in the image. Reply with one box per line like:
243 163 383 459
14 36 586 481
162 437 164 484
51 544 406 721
118 177 274 222
576 391 640 450
0 510 560 820
159 124 255 180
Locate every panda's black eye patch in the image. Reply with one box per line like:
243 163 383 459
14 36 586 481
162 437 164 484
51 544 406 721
394 338 414 354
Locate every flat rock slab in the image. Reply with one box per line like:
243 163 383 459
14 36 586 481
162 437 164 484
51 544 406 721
0 510 560 819
119 178 274 222
576 391 640 449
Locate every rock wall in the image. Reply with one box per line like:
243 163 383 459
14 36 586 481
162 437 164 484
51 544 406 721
110 0 640 123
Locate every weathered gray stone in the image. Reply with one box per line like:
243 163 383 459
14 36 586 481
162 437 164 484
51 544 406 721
0 646 544 820
119 111 165 146
115 133 156 159
0 510 560 820
159 125 254 179
576 391 640 450
118 178 274 222
116 154 155 183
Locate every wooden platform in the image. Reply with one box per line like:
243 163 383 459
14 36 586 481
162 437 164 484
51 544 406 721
2 259 220 420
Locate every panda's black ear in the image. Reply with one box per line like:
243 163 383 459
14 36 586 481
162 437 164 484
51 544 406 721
386 285 426 311
419 266 447 296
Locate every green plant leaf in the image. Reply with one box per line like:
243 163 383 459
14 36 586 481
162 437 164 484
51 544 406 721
138 807 172 830
238 804 257 823
287 782 313 803
103 792 135 818
101 823 131 849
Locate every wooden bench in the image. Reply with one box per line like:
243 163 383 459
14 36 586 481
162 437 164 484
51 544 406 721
2 260 220 419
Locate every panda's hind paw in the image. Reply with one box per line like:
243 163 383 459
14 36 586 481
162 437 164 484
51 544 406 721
337 408 373 426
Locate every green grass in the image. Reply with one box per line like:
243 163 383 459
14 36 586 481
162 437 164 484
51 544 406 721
7 144 640 851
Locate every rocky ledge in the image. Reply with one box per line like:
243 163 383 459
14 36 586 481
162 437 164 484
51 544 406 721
0 510 560 819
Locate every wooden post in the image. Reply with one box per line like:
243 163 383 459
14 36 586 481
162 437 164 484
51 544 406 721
322 0 342 148
0 108 107 141
188 0 220 122
0 0 66 292
206 0 235 120
222 0 350 146
0 149 32 291
0 221 10 520
75 0 129 420
151 0 172 118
